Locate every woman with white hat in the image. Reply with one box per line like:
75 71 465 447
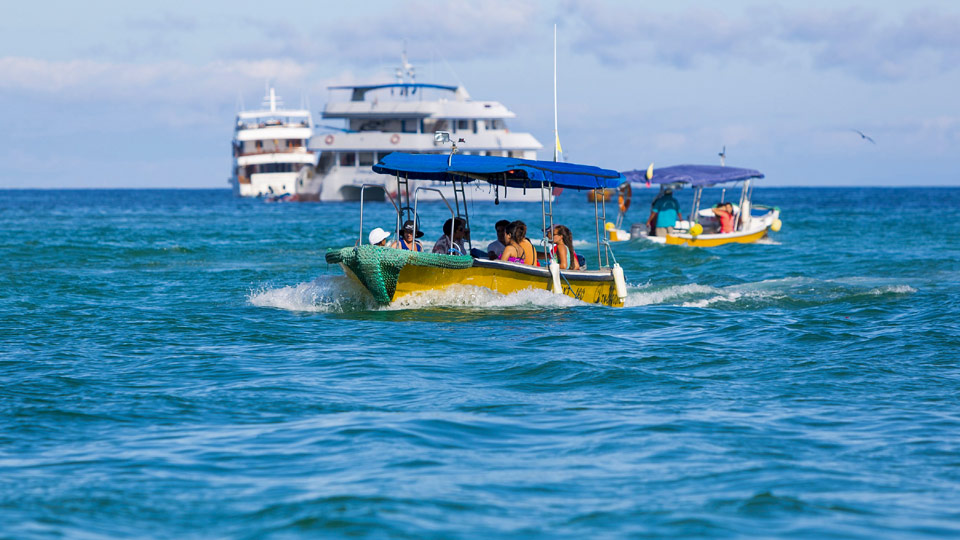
368 227 391 247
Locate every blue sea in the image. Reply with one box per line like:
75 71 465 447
2 187 959 538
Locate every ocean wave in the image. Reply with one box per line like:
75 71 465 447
250 274 917 314
249 280 585 313
624 283 718 307
248 276 376 313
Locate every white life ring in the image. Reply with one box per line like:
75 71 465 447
390 134 400 145
324 134 334 145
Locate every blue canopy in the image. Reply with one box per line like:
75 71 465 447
373 153 625 191
622 165 764 187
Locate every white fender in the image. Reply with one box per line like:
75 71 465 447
549 261 563 294
612 263 627 302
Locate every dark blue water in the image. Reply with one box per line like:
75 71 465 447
2 188 959 538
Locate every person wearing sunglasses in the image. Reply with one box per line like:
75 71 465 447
432 217 467 255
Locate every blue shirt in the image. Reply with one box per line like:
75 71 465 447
653 194 680 228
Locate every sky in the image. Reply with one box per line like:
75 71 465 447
1 0 958 188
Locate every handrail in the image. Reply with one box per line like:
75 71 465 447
600 240 619 266
412 187 456 254
358 184 399 245
235 148 312 157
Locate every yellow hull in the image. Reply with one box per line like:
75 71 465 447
344 260 623 307
665 227 768 247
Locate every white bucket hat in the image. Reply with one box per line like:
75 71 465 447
368 227 391 245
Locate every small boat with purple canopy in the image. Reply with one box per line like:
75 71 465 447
623 164 782 247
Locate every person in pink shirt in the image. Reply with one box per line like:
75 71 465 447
712 202 735 233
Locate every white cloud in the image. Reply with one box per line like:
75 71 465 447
564 2 960 82
0 57 316 103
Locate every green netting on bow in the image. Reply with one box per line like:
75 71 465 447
325 245 474 304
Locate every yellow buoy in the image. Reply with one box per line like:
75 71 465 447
605 222 616 231
690 223 703 237
771 219 782 232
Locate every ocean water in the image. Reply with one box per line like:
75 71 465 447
1 187 959 538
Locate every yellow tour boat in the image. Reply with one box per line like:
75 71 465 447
325 146 630 307
623 164 781 248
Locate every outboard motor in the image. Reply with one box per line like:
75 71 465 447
630 223 648 238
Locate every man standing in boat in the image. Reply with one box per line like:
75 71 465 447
647 188 682 237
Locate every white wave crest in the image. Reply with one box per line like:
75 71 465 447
248 275 376 313
623 283 718 307
868 284 917 295
386 285 585 310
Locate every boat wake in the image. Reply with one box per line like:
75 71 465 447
248 276 377 313
624 277 917 309
249 279 585 313
251 276 916 313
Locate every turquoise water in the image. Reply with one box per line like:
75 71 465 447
2 187 959 538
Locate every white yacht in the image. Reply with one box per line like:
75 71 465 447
300 56 543 202
230 88 317 198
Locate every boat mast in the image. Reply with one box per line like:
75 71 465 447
553 25 560 163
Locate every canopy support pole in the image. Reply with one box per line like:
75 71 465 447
540 179 555 264
691 187 703 229
602 195 609 267
452 176 471 251
594 189 602 269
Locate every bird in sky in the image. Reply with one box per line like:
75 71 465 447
852 129 876 144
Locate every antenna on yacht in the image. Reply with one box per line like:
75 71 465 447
553 24 562 163
719 146 726 167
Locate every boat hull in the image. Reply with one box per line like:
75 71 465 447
664 227 768 247
640 209 779 247
330 246 623 307
391 259 622 307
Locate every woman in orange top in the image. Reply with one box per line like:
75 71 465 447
500 221 537 265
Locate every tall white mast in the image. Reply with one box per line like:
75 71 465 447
553 24 560 162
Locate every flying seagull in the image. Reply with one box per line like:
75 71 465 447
852 129 876 144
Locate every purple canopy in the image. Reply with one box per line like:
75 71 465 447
622 165 764 187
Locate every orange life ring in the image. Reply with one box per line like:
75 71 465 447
390 134 400 145
618 183 632 213
324 134 334 145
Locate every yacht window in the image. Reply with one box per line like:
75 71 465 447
457 119 469 131
401 120 417 134
340 152 356 167
358 152 375 166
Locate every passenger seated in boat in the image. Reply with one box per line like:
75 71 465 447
549 225 580 270
712 202 735 233
368 227 391 247
500 221 537 265
486 219 511 259
393 220 424 251
432 217 467 255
